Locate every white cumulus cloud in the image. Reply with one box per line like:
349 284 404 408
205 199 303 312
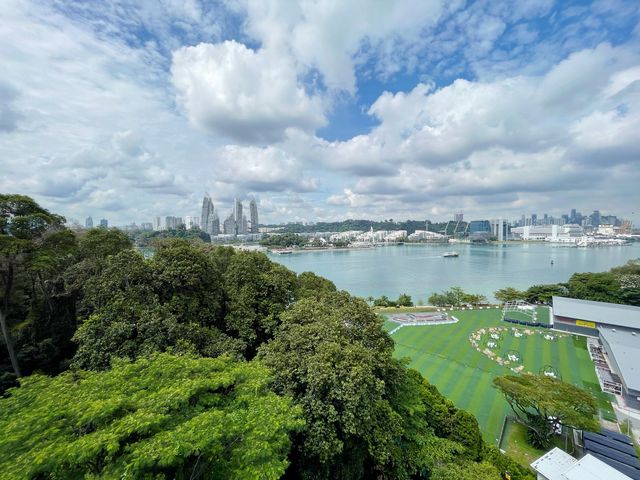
171 41 326 143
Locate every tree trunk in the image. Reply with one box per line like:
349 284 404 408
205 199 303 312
0 308 21 377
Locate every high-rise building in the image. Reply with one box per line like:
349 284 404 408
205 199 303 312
99 219 108 228
234 198 243 228
184 216 200 229
249 199 259 233
201 194 214 234
454 213 464 222
240 214 248 235
85 216 93 228
590 210 601 228
209 211 220 236
165 216 183 230
531 214 537 226
570 209 577 223
140 222 153 231
223 212 235 235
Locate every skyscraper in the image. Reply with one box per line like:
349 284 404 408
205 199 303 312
85 216 93 228
209 211 220 236
249 199 259 233
201 194 214 234
223 212 235 235
99 219 108 228
234 198 243 228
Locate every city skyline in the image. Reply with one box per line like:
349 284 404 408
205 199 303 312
3 1 638 225
72 204 633 232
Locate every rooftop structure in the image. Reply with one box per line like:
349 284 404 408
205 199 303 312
531 447 634 480
552 297 640 331
598 328 640 392
530 447 577 479
581 430 640 480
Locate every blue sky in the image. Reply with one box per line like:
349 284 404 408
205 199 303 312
1 0 639 225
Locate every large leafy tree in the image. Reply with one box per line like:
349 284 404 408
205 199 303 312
0 353 303 479
0 194 67 380
494 287 527 303
567 272 623 304
259 292 403 478
71 245 243 370
223 251 298 358
493 374 598 448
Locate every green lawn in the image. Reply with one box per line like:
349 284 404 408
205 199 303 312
384 307 612 444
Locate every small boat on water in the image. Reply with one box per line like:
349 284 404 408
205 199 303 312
272 249 293 255
442 251 459 258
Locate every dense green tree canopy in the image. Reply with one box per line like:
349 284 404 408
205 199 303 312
494 287 527 303
260 233 308 248
72 243 300 369
428 286 486 307
494 374 598 448
0 194 71 381
0 353 302 479
259 292 400 478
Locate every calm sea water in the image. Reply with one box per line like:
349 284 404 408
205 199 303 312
268 243 640 302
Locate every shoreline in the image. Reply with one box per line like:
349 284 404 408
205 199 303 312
267 241 636 255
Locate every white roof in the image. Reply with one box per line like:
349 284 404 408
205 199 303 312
561 454 631 480
531 447 577 479
552 297 640 330
599 327 640 391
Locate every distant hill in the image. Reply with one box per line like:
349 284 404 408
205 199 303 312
267 219 467 235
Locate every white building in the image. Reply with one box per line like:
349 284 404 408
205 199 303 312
184 215 200 229
511 224 584 242
531 447 632 480
408 230 447 241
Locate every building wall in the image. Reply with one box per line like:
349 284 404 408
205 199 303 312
553 315 600 336
599 334 640 409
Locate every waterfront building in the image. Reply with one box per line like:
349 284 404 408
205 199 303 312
99 218 108 228
249 199 259 233
468 220 491 234
510 224 583 241
490 218 508 241
407 230 447 241
85 216 93 228
597 224 615 236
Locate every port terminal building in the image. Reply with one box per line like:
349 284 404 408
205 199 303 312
552 297 640 409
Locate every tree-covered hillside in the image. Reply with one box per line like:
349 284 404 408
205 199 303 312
0 195 536 479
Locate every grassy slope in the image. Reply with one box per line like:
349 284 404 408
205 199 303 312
384 307 613 444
